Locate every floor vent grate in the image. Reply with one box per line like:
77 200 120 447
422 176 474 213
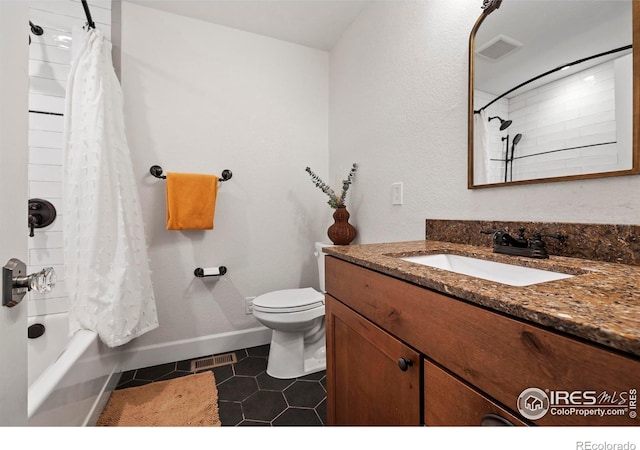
190 352 237 372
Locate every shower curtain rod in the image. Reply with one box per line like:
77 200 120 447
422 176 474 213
81 0 96 29
29 2 96 116
474 44 632 114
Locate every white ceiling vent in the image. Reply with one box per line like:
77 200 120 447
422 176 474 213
476 34 523 62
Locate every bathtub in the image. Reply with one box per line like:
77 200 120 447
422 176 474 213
27 312 120 426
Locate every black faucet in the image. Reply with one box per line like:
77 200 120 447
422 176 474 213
481 228 568 259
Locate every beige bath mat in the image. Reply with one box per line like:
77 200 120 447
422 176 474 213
96 371 221 426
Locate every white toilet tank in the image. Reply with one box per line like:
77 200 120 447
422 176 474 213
314 242 332 293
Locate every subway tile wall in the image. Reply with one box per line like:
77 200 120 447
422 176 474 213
474 54 632 184
28 1 111 317
509 59 620 181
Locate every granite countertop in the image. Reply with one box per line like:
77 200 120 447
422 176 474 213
323 240 640 358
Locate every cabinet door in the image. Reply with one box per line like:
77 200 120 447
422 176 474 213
326 295 421 426
424 359 528 426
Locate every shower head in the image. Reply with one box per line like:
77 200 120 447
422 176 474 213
512 133 522 146
29 21 43 45
489 116 512 131
508 133 523 182
30 21 43 36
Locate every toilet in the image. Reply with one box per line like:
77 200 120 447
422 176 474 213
252 242 331 379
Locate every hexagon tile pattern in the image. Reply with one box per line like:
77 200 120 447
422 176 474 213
115 344 327 426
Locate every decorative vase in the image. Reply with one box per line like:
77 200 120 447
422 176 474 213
327 205 357 245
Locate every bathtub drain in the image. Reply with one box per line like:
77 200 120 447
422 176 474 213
190 352 237 372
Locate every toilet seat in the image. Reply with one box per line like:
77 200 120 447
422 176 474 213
253 287 324 314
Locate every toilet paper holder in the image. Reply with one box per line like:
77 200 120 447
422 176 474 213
194 266 227 277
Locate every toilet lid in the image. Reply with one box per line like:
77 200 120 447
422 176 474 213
252 287 325 313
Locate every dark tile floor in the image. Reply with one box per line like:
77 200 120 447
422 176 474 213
116 344 327 426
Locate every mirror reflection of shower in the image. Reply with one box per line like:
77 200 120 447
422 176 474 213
500 132 523 183
509 133 522 182
501 134 510 182
489 115 512 131
489 115 516 183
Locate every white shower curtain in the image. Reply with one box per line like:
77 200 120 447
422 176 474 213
473 110 491 185
63 28 158 347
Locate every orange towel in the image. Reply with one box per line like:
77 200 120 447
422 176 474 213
166 172 218 230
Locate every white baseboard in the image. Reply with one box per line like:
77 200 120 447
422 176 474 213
119 327 272 372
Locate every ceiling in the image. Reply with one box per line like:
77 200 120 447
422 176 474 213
126 1 371 51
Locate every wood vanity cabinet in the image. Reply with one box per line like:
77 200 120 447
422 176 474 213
324 256 640 426
326 296 421 425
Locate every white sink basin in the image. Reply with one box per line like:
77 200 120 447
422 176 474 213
400 254 573 287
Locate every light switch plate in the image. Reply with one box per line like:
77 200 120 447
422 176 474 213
392 182 403 205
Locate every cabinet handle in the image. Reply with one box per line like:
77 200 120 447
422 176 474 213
480 413 514 426
397 357 413 371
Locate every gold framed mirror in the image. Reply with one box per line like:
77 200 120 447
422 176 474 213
468 0 639 189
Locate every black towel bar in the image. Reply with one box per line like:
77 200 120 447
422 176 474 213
150 165 232 182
